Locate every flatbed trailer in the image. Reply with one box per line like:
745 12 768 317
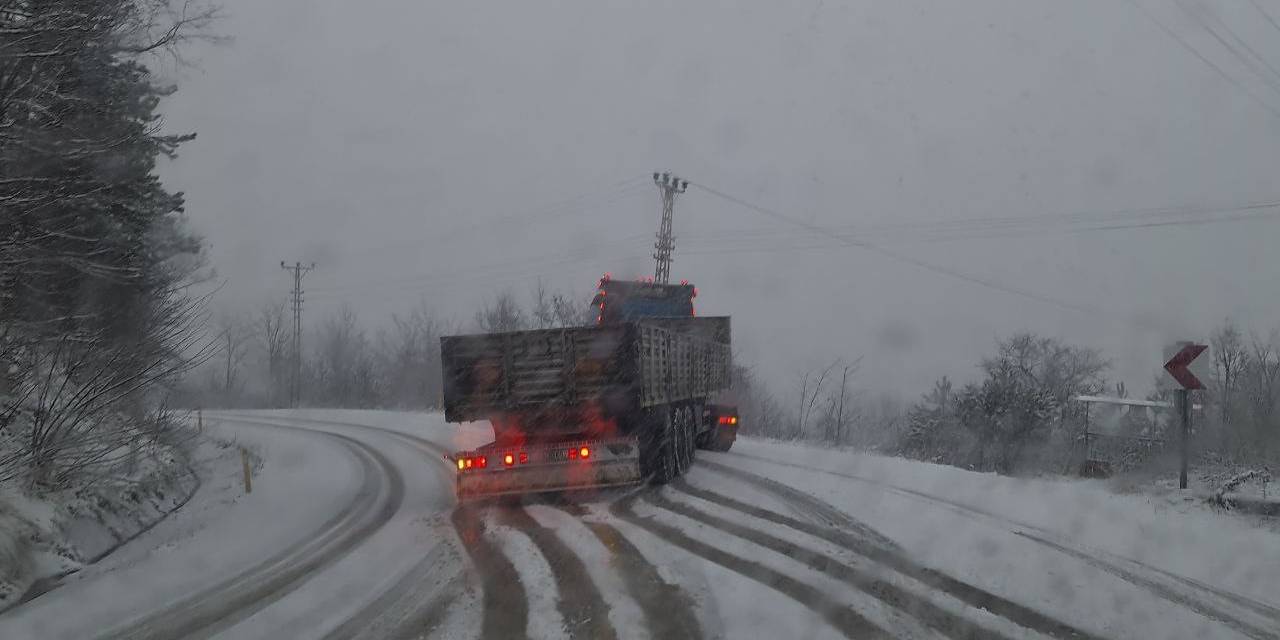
441 315 732 499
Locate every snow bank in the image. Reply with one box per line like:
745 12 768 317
0 443 200 613
0 498 37 604
726 437 1280 611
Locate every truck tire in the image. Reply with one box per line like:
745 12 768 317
675 406 693 474
687 404 702 464
649 407 679 485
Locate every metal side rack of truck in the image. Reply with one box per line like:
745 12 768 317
440 277 738 500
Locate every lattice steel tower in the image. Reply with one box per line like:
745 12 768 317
652 171 688 284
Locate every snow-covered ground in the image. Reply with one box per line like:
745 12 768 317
0 442 200 610
725 438 1280 607
3 409 1278 639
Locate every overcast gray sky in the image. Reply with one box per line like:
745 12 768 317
159 0 1280 397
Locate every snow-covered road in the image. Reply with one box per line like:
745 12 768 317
3 409 1279 639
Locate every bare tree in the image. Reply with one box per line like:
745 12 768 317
377 300 445 408
215 311 252 400
256 300 289 407
531 279 555 329
551 292 594 327
528 280 592 328
795 359 840 440
313 306 379 408
1211 319 1248 439
1 294 215 487
794 370 810 439
475 290 526 333
731 363 786 439
1243 331 1280 457
831 359 863 443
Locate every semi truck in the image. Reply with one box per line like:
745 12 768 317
440 275 738 499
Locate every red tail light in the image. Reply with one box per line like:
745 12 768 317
519 452 529 464
476 456 487 469
568 447 578 460
718 415 738 425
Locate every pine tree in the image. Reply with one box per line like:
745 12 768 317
1 0 213 485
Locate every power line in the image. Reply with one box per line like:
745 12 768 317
669 199 1280 249
304 188 1280 309
345 177 650 260
307 230 647 299
1122 0 1280 120
308 182 650 296
1248 0 1280 38
1174 0 1280 96
688 181 1101 314
670 206 1280 258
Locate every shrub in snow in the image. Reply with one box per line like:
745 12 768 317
1211 468 1273 507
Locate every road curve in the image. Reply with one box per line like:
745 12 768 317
66 410 1263 640
98 420 405 640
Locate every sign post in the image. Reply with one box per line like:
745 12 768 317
1179 389 1191 489
1163 342 1208 490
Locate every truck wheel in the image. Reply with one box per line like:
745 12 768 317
687 404 702 463
650 408 678 485
675 407 693 474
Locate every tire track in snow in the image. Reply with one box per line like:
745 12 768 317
722 450 1280 640
100 425 405 640
320 541 463 640
678 475 1107 640
1011 531 1278 640
215 414 475 637
224 414 616 638
261 422 515 638
495 507 618 640
698 460 898 550
611 492 893 639
1123 554 1280 624
646 490 1007 640
227 414 694 638
451 506 531 639
390 573 465 640
558 503 703 640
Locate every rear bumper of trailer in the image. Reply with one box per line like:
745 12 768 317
452 436 642 500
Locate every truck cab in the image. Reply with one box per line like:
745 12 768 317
591 275 695 325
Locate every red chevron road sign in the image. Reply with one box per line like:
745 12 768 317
1164 343 1208 390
